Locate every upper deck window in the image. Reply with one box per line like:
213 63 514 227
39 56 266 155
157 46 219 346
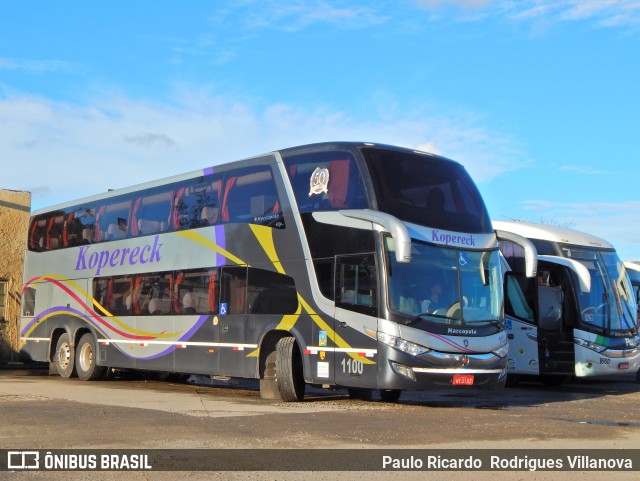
282 150 369 213
361 148 492 234
27 163 285 253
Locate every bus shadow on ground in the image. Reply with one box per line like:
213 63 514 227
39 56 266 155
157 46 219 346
396 376 640 410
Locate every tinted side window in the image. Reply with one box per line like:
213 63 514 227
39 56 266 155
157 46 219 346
531 239 558 255
174 175 223 230
22 286 36 317
221 166 284 228
95 276 132 317
335 254 377 316
28 215 49 251
499 240 527 274
247 268 298 314
96 200 132 242
64 206 96 247
505 273 536 323
313 259 335 300
220 267 247 315
282 150 369 213
176 268 219 315
302 215 375 301
133 272 173 315
132 190 174 237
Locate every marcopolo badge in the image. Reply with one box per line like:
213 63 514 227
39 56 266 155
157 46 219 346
309 167 329 196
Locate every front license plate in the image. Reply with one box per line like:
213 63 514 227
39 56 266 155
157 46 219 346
452 374 474 386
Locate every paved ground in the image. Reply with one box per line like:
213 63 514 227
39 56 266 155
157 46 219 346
1 366 639 480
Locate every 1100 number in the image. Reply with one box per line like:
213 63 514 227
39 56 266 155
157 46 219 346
341 358 364 375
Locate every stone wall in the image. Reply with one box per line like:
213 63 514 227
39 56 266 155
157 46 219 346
0 189 31 362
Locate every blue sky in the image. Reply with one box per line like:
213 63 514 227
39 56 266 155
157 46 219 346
1 0 640 259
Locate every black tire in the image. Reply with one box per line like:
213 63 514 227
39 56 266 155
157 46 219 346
380 389 402 402
259 348 281 400
75 333 107 381
348 388 373 400
275 336 305 402
54 333 76 378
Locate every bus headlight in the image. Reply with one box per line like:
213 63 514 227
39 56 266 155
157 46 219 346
378 332 428 356
575 337 607 353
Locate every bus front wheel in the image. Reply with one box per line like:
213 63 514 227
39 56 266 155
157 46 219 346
275 337 305 402
54 333 76 378
75 333 107 381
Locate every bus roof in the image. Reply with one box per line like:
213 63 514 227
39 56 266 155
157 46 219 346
30 141 456 217
493 220 614 250
625 262 640 285
625 261 640 273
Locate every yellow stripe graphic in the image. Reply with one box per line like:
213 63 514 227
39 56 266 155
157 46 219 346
176 230 247 266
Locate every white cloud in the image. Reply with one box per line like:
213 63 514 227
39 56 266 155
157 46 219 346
414 0 493 9
0 57 81 74
237 0 387 31
0 91 524 211
413 0 640 29
557 165 612 175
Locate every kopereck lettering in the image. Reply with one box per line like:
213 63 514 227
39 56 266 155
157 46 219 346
74 235 163 276
431 230 477 247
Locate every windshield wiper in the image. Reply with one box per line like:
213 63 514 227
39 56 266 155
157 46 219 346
409 313 501 327
464 319 501 326
411 312 458 323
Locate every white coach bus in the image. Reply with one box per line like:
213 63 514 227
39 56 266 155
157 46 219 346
20 142 511 402
495 220 639 384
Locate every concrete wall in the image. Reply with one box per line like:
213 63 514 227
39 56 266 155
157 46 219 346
0 189 31 362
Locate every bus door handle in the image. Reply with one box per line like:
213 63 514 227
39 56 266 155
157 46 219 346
339 322 347 328
222 325 229 333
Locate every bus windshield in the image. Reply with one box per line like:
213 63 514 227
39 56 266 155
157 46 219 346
562 246 638 334
385 237 502 328
362 147 492 234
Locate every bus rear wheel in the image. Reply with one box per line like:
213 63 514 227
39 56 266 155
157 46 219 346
54 333 76 378
275 337 305 402
76 333 107 381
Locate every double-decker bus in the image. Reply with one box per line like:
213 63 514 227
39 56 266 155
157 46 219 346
496 220 640 384
20 142 509 402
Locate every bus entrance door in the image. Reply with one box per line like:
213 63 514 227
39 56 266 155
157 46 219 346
504 274 540 376
536 268 575 376
334 254 378 389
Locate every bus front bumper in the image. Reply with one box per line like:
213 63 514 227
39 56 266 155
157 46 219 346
377 344 507 389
